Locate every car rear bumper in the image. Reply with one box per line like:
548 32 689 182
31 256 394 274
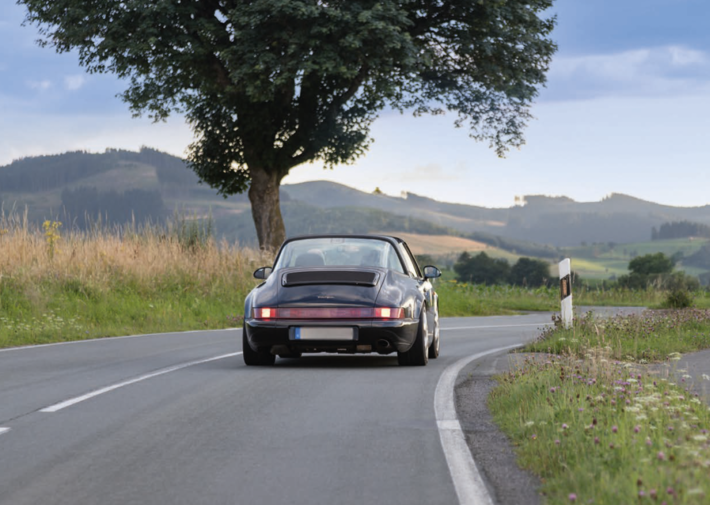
245 318 419 354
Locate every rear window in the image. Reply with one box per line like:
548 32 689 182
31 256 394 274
274 238 405 274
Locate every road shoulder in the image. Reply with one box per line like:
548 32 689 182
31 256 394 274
454 352 541 505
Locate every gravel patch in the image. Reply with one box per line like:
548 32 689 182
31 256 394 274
454 352 541 505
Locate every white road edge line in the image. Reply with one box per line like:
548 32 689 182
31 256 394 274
0 327 241 354
442 323 553 331
435 343 523 505
41 352 243 413
0 427 10 436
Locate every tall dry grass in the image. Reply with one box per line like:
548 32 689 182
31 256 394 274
0 210 266 293
0 210 269 347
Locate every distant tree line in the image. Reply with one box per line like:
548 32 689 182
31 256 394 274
61 186 166 228
0 147 195 193
617 252 699 291
453 252 552 288
0 151 114 192
466 231 559 260
651 221 710 240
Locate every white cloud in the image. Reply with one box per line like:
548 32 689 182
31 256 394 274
27 80 52 91
545 45 710 100
64 75 86 91
668 47 706 67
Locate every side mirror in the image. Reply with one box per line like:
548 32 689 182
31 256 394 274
253 267 273 280
423 265 442 279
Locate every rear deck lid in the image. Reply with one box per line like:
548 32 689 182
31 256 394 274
277 268 384 308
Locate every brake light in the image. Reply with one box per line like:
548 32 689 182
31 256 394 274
374 307 404 319
253 307 276 320
252 307 404 320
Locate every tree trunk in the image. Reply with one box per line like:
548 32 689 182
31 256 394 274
248 167 286 251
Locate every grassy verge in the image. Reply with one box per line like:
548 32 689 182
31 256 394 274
0 217 265 349
436 281 557 317
489 353 710 504
575 287 710 309
436 278 710 318
526 310 710 362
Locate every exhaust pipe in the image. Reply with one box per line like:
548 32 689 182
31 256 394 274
376 339 391 349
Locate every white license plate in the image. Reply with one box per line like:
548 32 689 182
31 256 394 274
293 327 355 341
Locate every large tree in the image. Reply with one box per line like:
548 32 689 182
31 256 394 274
21 0 556 250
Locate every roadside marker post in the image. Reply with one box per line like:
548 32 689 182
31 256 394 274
559 258 573 329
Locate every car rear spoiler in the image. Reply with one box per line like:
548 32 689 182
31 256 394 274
282 270 380 287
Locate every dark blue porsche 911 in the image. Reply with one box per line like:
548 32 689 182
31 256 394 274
243 235 441 366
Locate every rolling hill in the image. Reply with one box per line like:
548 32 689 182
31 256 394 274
3 147 710 269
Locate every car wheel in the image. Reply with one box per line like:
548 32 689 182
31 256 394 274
428 305 440 359
242 324 275 366
397 308 429 367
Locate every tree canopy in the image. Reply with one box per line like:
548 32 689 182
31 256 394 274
628 253 675 276
21 0 556 249
454 251 511 285
508 256 549 287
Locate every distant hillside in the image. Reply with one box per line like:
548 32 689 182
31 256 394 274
214 200 461 246
4 148 710 255
284 183 710 246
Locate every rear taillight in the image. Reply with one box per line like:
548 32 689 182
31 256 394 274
252 307 404 320
374 307 404 319
253 307 276 320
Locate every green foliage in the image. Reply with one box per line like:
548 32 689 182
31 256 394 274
529 310 710 362
628 252 675 275
454 252 511 285
453 253 551 287
662 289 694 309
20 0 557 248
436 282 557 317
0 150 111 191
0 277 249 349
172 211 215 253
509 257 551 287
0 147 191 192
653 220 710 240
618 253 700 292
489 353 710 505
467 231 560 260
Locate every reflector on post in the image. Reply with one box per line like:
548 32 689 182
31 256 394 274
559 258 573 329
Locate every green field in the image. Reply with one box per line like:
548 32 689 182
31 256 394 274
561 238 710 280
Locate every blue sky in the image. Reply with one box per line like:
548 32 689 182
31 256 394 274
2 1 710 208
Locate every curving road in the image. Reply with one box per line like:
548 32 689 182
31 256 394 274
0 314 556 505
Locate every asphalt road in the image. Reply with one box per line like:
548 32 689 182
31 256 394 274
0 313 562 505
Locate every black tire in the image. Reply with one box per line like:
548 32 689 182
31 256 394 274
397 308 429 367
428 305 440 359
242 325 275 366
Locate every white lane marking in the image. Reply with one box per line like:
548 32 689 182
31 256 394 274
435 344 523 505
0 328 240 354
0 427 10 436
41 352 242 413
0 321 550 354
442 323 553 331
